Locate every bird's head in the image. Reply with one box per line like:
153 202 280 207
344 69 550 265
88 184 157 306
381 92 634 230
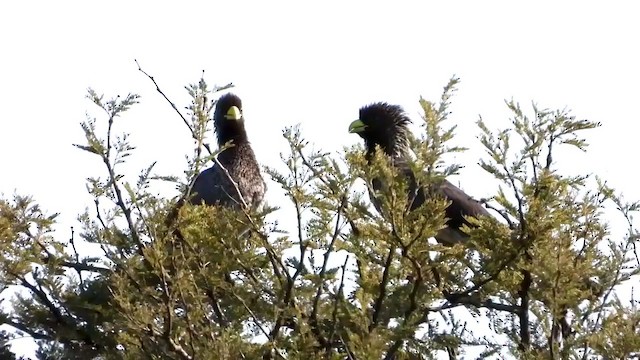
348 102 412 157
214 93 247 145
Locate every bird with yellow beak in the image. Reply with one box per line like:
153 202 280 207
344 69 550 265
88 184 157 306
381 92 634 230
349 102 491 246
187 93 266 209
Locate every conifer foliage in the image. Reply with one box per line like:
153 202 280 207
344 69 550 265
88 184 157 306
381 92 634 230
0 71 638 359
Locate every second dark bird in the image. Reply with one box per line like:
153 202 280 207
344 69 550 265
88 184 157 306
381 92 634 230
188 93 266 209
348 102 491 246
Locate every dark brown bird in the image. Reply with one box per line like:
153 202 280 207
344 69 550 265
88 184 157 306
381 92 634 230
348 102 490 245
188 93 266 209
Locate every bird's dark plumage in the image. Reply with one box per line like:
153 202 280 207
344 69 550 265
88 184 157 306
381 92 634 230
349 102 490 245
188 93 266 209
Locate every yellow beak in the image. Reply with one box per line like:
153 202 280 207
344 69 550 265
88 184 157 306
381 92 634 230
348 119 367 133
225 106 242 120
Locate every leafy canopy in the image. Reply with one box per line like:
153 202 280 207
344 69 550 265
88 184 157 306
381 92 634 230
0 70 638 360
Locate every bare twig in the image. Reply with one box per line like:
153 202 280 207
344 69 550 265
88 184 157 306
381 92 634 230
103 142 144 252
135 59 233 157
68 226 83 285
2 320 50 341
438 293 518 314
33 235 111 275
309 196 349 347
370 246 396 332
327 255 350 351
147 325 193 360
213 157 249 209
480 199 516 230
233 292 271 341
135 59 207 152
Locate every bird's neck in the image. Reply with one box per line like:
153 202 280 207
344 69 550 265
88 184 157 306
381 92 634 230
217 140 253 162
218 132 248 148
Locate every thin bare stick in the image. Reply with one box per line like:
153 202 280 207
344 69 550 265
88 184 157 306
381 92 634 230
135 60 195 143
212 157 249 209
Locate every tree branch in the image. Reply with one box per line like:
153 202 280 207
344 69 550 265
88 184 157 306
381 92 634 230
370 246 396 332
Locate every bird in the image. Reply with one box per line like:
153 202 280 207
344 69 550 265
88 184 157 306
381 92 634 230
348 102 491 246
165 93 265 241
163 93 265 301
187 93 266 210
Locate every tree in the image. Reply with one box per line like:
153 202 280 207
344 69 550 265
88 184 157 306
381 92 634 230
0 69 638 359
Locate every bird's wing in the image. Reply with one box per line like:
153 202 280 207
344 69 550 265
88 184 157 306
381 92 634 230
190 160 266 210
438 179 491 228
189 165 237 207
369 157 490 223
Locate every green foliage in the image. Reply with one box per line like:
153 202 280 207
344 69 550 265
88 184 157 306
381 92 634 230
0 72 638 359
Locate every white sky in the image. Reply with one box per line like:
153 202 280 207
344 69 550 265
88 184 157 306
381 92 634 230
1 0 639 357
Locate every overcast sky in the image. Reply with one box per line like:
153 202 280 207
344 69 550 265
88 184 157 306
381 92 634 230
1 0 639 357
